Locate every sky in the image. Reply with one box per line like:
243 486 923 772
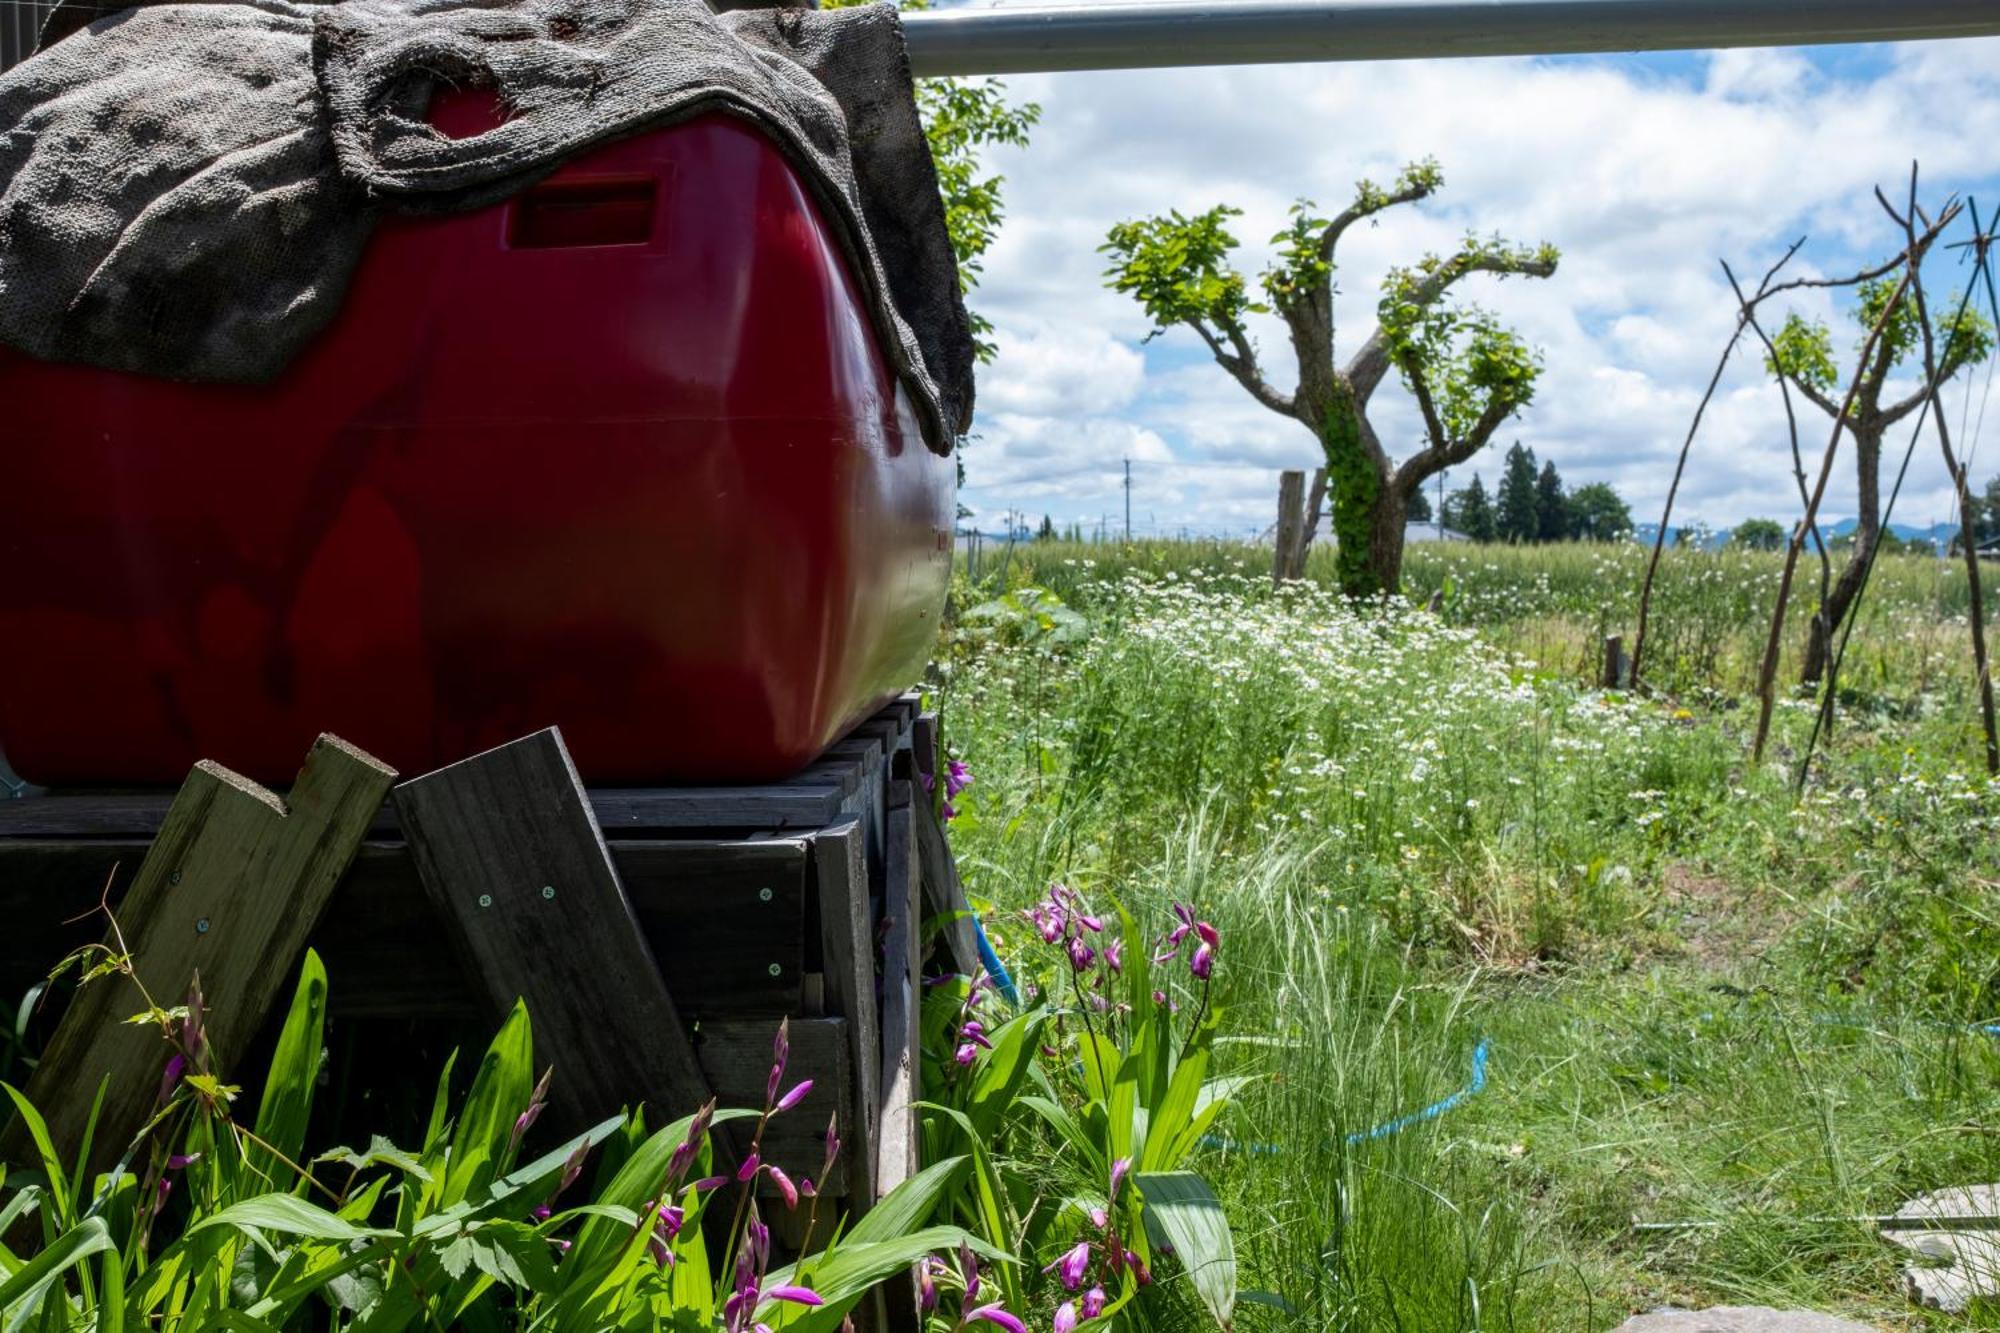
948 23 2000 540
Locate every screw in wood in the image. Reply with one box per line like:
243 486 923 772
478 894 493 908
542 885 556 900
169 870 181 885
768 962 782 977
759 887 774 902
195 918 209 934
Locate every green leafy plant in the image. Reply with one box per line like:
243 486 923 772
0 951 1008 1331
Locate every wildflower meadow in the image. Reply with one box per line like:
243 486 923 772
935 540 2000 1330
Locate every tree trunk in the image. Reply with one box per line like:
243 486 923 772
1368 485 1409 595
1308 379 1390 598
1801 418 1882 685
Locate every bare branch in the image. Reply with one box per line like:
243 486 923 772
1317 177 1438 264
1186 317 1295 418
1723 257 1828 591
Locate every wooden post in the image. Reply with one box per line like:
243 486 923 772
874 782 920 1202
811 819 879 1203
1273 469 1305 586
1299 466 1328 571
393 728 713 1129
1602 634 1626 690
4 736 394 1172
875 781 923 1333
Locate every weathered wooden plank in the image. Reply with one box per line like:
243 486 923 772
0 696 927 842
810 818 878 1203
875 782 921 1204
394 729 712 1129
3 736 394 1171
0 784 848 840
699 1017 850 1198
912 713 939 789
1 839 806 1023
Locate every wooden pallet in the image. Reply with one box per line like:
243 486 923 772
0 694 976 1222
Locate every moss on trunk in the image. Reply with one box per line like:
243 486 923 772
1319 384 1384 598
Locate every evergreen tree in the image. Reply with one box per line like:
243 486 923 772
1534 459 1568 541
1568 482 1633 541
1495 442 1539 543
1406 486 1433 524
1444 474 1497 542
1037 514 1056 541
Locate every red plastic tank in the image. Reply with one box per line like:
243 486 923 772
0 103 955 787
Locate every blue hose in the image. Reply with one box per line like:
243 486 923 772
975 916 1021 1006
1201 1038 1493 1155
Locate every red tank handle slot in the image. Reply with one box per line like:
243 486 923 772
507 177 658 249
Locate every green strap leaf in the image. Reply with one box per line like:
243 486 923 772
1135 1171 1236 1330
0 1217 113 1324
190 1193 396 1244
249 950 328 1188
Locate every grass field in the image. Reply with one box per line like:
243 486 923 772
938 538 2000 1330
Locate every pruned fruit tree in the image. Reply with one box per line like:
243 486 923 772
1101 161 1557 597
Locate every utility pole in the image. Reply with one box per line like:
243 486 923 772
1123 458 1132 543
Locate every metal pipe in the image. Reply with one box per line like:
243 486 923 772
900 0 2000 78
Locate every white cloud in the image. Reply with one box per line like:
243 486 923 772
980 321 1146 416
956 35 2000 535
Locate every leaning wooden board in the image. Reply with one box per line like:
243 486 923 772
0 696 936 1210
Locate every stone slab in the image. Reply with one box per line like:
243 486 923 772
1881 1182 2000 1314
1611 1308 1875 1332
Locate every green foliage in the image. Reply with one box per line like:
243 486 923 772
1378 236 1558 432
1566 481 1633 541
822 0 1039 360
1260 200 1333 310
0 957 996 1332
1769 275 1993 401
938 540 2000 1328
914 76 1040 356
1101 206 1262 340
1099 162 1556 595
1730 517 1788 551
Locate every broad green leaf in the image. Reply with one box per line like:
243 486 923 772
0 1217 112 1324
97 1233 125 1333
1135 1171 1235 1330
1143 1043 1209 1172
316 1135 432 1183
966 1011 1046 1140
1017 1096 1104 1180
191 1193 395 1244
444 1000 533 1207
0 1085 70 1230
559 1107 754 1296
764 1226 996 1333
249 950 328 1188
1076 1032 1121 1105
841 1155 968 1246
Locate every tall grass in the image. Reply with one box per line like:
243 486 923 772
941 545 2000 1330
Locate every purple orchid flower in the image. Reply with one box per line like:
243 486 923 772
1046 1240 1092 1291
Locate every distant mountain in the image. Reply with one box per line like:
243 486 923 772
1630 516 1961 553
